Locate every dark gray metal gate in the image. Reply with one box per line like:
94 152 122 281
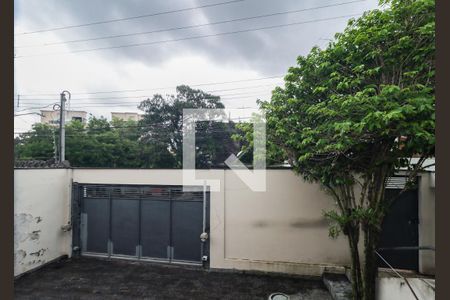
377 177 419 271
73 184 210 265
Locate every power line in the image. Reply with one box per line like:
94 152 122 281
18 92 271 107
19 97 267 110
14 115 34 125
207 83 278 93
14 112 44 117
16 96 264 111
15 99 261 112
14 129 244 136
17 75 283 97
15 0 245 36
14 121 252 135
19 88 273 102
20 82 281 101
15 103 57 112
15 0 366 48
15 13 363 58
20 89 272 101
16 117 254 131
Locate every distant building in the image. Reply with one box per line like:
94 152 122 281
111 112 143 122
40 110 87 126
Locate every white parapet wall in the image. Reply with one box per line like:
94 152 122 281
72 168 350 276
377 277 435 300
14 168 435 279
212 169 350 275
14 169 73 277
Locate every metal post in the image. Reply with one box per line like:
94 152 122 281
203 180 206 233
201 180 208 266
59 92 66 162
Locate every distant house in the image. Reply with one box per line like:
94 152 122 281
111 112 143 122
40 110 87 126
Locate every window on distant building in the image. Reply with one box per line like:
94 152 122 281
72 117 82 122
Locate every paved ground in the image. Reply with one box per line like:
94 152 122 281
15 257 332 299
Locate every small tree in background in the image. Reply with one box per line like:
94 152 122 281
241 0 434 298
138 85 239 168
15 123 56 161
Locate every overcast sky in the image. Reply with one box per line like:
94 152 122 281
14 0 380 132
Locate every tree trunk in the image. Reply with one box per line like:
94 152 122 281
362 225 380 300
347 225 363 300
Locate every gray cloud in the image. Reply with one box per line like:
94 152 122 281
15 0 380 75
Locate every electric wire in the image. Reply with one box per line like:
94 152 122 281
15 0 246 35
17 75 283 97
15 13 362 58
15 0 365 48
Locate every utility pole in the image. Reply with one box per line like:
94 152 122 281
59 92 66 162
58 91 71 163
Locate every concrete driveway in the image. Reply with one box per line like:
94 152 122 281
15 257 332 299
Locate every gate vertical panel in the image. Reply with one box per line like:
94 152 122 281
171 188 204 263
108 186 112 257
169 188 173 261
106 186 113 257
110 186 140 257
138 187 142 259
80 185 110 255
71 182 81 257
140 186 171 261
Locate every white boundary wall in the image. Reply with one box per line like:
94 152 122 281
14 168 435 278
71 169 350 275
376 277 435 300
14 169 73 276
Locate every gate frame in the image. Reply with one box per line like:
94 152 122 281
378 176 420 271
71 182 210 267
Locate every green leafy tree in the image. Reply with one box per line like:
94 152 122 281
138 85 239 168
66 116 151 168
239 0 434 298
232 119 287 166
15 117 152 168
15 123 56 161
